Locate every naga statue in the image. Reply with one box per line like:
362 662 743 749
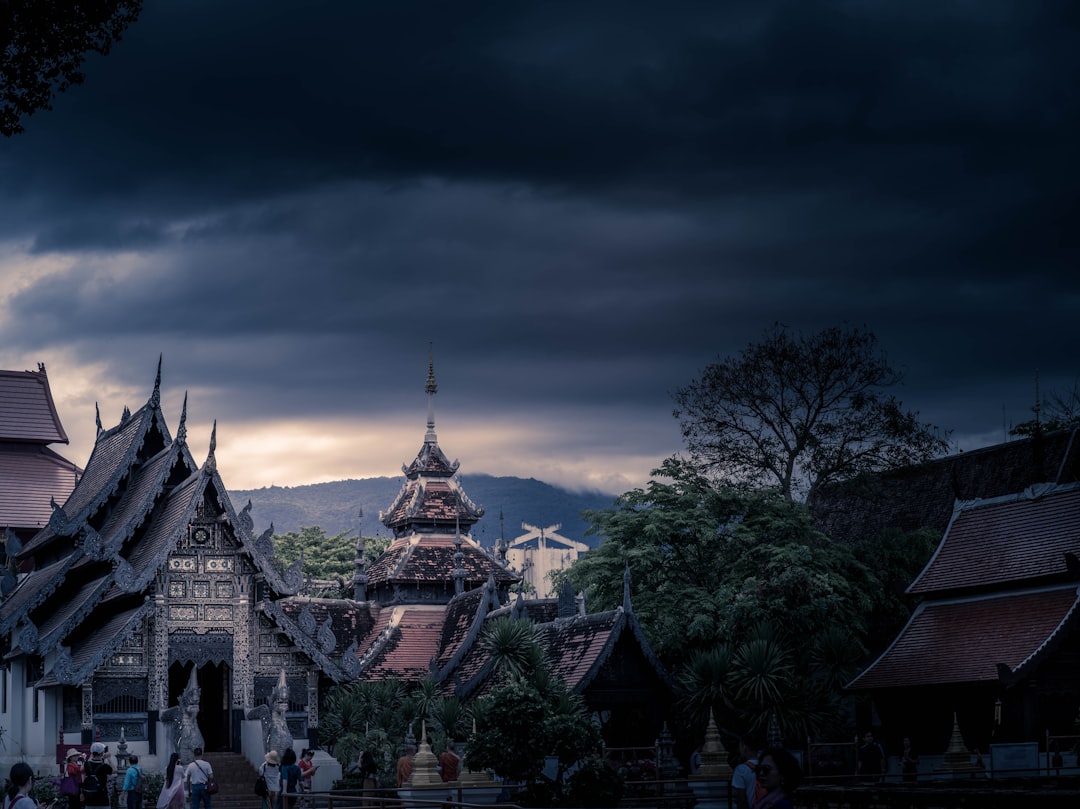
247 669 293 757
161 668 204 763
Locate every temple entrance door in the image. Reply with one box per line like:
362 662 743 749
167 661 232 752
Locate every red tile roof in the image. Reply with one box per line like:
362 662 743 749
847 586 1080 690
0 369 69 444
909 484 1080 595
364 606 447 679
542 611 623 692
366 535 518 589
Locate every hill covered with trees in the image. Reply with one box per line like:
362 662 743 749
228 474 614 549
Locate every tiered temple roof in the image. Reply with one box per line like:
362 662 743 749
848 482 1080 692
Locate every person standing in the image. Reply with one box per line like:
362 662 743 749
156 754 185 809
437 741 460 784
186 748 214 809
81 743 114 809
261 752 282 809
731 735 763 809
900 737 918 783
122 755 144 809
753 748 802 809
279 750 301 809
60 750 83 809
395 743 416 788
856 731 886 781
297 750 318 808
5 762 56 809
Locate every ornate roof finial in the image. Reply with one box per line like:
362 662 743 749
176 392 188 446
425 345 438 443
95 402 103 436
353 507 368 601
150 354 162 408
206 420 217 472
623 562 633 614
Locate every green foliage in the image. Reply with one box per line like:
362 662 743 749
320 678 418 785
563 455 930 743
1 1 143 136
466 619 601 799
673 323 948 502
273 527 389 583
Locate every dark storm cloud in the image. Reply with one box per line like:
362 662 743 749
0 0 1078 484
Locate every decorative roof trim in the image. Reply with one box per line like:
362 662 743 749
260 599 351 683
55 601 154 687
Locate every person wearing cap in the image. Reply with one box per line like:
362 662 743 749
82 743 113 808
260 752 281 809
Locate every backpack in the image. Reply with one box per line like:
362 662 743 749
254 774 268 798
744 761 768 807
132 767 145 795
81 762 104 802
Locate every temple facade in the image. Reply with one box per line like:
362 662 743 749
0 358 674 775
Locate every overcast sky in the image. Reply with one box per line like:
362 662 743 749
1 1 1077 495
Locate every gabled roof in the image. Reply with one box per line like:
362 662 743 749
0 367 68 444
847 585 1080 690
908 482 1080 596
811 428 1080 544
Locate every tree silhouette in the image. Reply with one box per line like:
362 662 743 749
1 0 143 135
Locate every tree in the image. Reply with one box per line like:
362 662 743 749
1010 378 1080 436
556 457 933 743
1 0 143 135
673 323 948 503
273 526 389 583
466 617 601 805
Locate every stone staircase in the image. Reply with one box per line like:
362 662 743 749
200 752 263 809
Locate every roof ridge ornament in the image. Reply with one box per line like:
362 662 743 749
205 420 217 472
95 402 103 436
623 563 633 614
150 355 162 408
176 392 189 446
425 346 438 444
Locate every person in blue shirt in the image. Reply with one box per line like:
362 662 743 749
122 755 144 809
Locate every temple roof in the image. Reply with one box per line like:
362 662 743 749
908 482 1080 596
380 359 484 535
0 445 79 532
811 428 1080 544
847 585 1080 690
366 534 518 591
0 367 68 444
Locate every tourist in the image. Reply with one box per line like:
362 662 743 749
279 750 301 809
156 754 185 809
122 755 144 809
297 750 318 807
81 743 114 809
731 734 764 809
60 750 82 809
900 737 918 782
753 747 802 809
260 752 282 809
856 731 885 781
185 747 214 809
5 762 57 809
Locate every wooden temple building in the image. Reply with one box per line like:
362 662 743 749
827 429 1080 758
0 360 672 774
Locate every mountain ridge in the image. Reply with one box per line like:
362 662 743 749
228 474 615 548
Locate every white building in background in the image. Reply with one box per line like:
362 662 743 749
505 522 590 598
